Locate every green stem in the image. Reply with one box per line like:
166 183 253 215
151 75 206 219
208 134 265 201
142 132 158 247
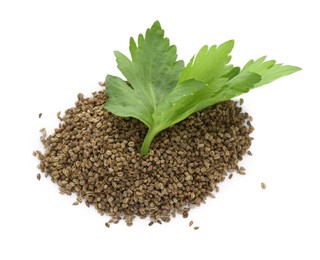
140 128 159 155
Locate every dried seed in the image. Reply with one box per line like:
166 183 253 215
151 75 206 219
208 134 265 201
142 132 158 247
105 222 110 228
37 173 41 181
72 201 79 206
33 90 254 227
228 174 233 179
261 182 266 189
148 221 154 226
56 111 62 121
32 151 37 157
98 81 105 86
247 150 253 156
194 226 199 230
239 98 244 105
189 221 193 227
38 113 42 118
183 212 189 218
213 154 220 160
238 170 246 175
77 93 84 100
128 141 135 147
157 220 162 225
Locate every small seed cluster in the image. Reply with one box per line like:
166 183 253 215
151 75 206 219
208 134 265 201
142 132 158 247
35 91 254 225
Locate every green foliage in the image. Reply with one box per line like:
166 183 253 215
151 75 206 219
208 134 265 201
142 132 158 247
103 21 301 155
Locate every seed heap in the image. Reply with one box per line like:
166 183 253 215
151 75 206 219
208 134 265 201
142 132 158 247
35 91 254 225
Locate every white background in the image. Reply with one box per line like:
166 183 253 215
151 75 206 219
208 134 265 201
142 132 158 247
0 0 319 259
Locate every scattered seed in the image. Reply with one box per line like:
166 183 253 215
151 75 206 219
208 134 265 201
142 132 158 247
72 201 79 206
34 91 254 226
56 111 62 121
98 81 105 86
261 182 266 189
238 170 246 175
189 221 194 227
247 150 253 156
39 113 42 118
148 221 154 226
194 226 199 230
239 98 244 105
209 193 215 198
77 93 84 100
105 222 110 228
37 173 41 181
228 174 233 179
32 151 37 157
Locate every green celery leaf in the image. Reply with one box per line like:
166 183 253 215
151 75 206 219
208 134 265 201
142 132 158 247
242 56 302 87
104 21 301 155
104 21 184 127
112 21 184 112
202 71 262 105
103 75 153 127
104 21 185 154
179 40 235 84
153 79 210 127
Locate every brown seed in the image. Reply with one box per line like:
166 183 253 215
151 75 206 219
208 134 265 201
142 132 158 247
148 221 154 226
183 212 189 218
56 111 62 121
157 220 162 225
261 182 266 189
209 193 215 198
37 173 41 181
228 174 233 179
105 222 110 228
32 151 37 157
72 201 79 206
33 90 255 227
189 221 193 227
194 226 199 230
128 141 135 147
213 154 220 160
247 150 253 156
98 81 105 86
239 98 244 105
38 113 42 118
77 93 84 100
